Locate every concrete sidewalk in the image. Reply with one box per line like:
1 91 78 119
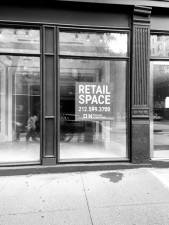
0 168 169 225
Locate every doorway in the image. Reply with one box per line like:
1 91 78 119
150 61 169 159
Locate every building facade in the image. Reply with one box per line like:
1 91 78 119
0 0 169 173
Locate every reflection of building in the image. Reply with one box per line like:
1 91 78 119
0 57 40 142
151 35 169 57
1 0 169 173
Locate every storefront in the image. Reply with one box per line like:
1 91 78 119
0 0 169 172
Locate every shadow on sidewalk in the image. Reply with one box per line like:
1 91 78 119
100 172 124 183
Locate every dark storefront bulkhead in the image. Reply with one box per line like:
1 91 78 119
0 0 169 174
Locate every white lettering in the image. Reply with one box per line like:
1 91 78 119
105 95 110 104
95 86 102 94
91 95 98 104
86 95 92 103
85 85 90 94
79 85 84 94
98 95 105 104
79 95 85 104
106 85 111 94
91 85 96 94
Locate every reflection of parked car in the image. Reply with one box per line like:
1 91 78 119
153 113 163 121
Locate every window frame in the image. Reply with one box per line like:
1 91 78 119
0 22 131 165
0 24 42 166
57 26 131 163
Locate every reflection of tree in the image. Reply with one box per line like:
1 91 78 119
60 32 127 57
151 35 169 57
0 29 39 53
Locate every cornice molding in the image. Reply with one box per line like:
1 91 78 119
133 5 152 24
133 5 152 15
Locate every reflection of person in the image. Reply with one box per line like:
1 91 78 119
15 121 22 141
26 114 38 141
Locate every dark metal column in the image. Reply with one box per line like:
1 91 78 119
42 26 57 165
131 6 152 163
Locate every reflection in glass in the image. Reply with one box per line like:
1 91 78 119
60 32 128 57
0 56 40 163
60 59 127 160
0 29 40 54
151 61 169 159
151 35 169 57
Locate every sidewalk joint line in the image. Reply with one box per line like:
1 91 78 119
80 173 94 225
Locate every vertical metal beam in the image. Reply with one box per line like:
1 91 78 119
42 25 56 165
131 5 152 163
56 27 59 163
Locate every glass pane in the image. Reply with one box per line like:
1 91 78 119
151 35 169 57
0 28 40 54
0 56 40 163
151 61 169 159
60 59 127 160
60 32 128 57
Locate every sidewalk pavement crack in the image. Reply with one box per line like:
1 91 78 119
1 202 169 217
0 208 88 217
80 173 94 225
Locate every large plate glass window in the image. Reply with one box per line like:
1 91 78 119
0 28 40 164
150 34 169 159
59 30 128 161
